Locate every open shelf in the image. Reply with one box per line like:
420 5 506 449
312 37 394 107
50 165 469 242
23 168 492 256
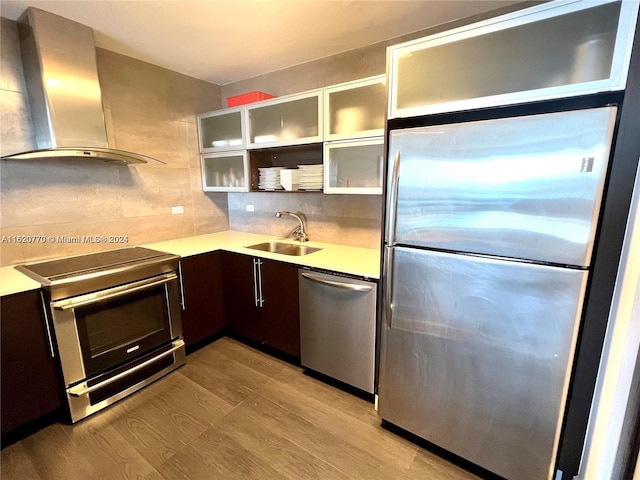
249 143 323 192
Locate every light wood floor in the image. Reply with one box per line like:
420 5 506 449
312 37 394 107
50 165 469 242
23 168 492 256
1 337 480 480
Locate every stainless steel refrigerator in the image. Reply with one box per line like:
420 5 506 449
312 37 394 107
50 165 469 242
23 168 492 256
379 106 617 480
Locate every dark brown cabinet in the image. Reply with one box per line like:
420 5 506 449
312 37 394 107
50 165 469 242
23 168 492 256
1 290 63 436
180 252 226 348
222 252 300 358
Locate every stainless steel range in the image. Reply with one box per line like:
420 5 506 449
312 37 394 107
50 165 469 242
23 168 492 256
16 247 186 423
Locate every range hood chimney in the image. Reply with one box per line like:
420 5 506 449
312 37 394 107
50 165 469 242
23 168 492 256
2 8 162 165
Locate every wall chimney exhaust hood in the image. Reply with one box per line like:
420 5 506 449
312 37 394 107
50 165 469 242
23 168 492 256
1 8 163 165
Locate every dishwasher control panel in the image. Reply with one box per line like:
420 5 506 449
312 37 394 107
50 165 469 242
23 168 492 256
299 265 376 283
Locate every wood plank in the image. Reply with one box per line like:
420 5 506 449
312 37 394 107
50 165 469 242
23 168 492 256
227 392 413 479
89 369 232 468
4 423 100 480
275 365 381 427
260 370 418 472
180 341 276 405
403 448 482 480
0 441 44 480
143 470 166 480
212 336 291 378
214 398 353 479
155 430 289 480
55 412 156 480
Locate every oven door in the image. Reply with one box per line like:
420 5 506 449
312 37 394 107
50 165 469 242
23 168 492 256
50 272 183 386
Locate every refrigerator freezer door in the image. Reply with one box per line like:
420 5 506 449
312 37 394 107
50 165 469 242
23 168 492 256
388 107 616 267
378 247 588 480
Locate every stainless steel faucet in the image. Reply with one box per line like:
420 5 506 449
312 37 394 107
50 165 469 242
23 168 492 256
275 211 309 242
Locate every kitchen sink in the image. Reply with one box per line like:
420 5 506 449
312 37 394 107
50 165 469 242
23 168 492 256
245 241 322 256
278 244 322 256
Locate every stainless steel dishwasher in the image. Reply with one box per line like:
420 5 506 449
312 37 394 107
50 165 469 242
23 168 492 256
298 269 377 394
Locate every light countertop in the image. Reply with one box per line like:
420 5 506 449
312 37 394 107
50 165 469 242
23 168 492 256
0 267 42 297
1 231 380 297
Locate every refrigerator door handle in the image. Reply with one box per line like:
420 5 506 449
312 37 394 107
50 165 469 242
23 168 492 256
384 246 394 328
385 151 401 245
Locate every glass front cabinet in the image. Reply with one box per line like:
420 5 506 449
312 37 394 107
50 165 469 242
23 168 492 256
246 90 323 149
388 0 639 118
323 138 384 195
201 151 249 192
196 78 389 194
197 107 246 152
324 75 386 141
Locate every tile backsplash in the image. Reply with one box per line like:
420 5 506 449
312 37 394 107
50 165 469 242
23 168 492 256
228 192 382 249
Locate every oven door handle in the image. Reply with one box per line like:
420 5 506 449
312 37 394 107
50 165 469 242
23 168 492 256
67 339 185 397
51 273 177 311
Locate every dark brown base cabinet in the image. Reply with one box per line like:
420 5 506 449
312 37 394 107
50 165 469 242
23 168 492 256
180 252 226 348
222 252 300 358
1 290 64 438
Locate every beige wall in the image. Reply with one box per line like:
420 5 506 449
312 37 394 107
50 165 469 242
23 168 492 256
0 18 227 266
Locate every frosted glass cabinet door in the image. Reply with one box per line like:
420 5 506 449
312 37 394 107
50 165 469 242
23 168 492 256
324 75 386 141
246 90 323 148
388 0 638 118
324 138 384 195
197 107 245 152
201 151 249 192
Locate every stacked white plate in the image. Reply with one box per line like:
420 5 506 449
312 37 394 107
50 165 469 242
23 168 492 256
258 167 285 190
279 169 300 191
297 164 324 191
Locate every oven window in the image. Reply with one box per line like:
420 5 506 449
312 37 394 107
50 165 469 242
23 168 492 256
75 285 173 376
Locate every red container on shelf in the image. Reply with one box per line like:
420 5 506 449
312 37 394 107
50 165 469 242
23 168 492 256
226 91 275 107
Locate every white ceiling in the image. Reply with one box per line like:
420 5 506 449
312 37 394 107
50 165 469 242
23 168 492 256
0 0 522 85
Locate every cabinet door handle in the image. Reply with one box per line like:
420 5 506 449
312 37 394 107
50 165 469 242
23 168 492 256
257 259 264 307
178 261 186 311
252 258 259 307
39 291 55 358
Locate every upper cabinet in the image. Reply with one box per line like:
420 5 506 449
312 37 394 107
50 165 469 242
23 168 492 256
323 138 384 195
197 107 246 152
246 90 323 149
324 75 386 141
201 151 249 192
388 0 639 118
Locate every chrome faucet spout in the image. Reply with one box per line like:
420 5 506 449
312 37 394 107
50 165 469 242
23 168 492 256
275 211 309 242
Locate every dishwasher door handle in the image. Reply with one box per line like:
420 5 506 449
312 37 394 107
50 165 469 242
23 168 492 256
301 272 373 292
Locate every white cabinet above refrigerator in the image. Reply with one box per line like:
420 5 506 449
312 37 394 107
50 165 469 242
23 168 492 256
387 0 639 118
